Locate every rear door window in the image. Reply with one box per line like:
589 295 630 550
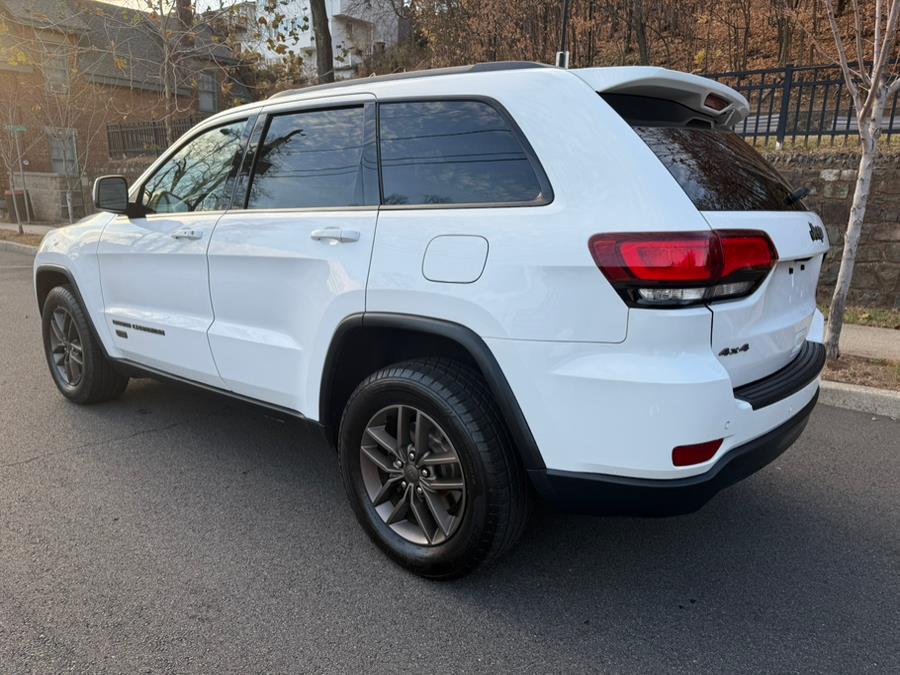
378 100 549 206
247 106 374 209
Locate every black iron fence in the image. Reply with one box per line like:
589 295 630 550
107 115 205 157
704 63 900 146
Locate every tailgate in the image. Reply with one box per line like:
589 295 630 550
703 211 829 387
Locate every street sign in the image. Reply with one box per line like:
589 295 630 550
3 125 27 133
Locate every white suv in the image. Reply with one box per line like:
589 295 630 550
34 62 828 578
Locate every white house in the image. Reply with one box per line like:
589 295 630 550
211 0 402 79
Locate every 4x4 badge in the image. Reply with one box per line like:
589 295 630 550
809 222 825 242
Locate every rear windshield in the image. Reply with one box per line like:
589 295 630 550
632 126 804 212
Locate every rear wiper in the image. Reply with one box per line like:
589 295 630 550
784 187 810 206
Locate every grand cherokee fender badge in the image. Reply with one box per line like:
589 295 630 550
808 222 825 242
719 343 750 357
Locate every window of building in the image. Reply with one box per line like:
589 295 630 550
47 128 78 176
141 119 247 213
44 48 69 94
198 73 218 113
378 100 547 206
246 106 372 209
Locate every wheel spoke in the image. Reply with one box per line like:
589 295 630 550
365 425 400 458
360 443 400 474
385 486 412 525
69 354 82 381
423 478 465 492
420 451 458 467
50 316 65 343
371 475 402 507
422 490 453 537
410 495 435 544
413 411 432 457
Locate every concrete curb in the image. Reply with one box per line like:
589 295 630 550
820 380 900 419
0 241 38 255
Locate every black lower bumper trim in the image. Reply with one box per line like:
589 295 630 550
529 389 818 517
734 340 825 410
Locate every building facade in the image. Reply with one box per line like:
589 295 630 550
0 0 246 222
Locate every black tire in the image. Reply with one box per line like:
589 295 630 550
338 358 530 579
41 285 129 404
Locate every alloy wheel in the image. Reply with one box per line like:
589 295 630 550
360 405 466 545
48 306 84 387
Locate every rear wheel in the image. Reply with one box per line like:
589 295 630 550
338 358 529 579
41 286 129 404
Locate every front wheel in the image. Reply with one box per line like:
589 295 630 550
338 358 530 579
41 285 129 404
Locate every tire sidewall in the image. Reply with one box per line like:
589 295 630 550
339 374 495 576
42 287 95 402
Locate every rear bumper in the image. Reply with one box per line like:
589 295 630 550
528 389 818 516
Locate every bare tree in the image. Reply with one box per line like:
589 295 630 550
0 107 24 232
309 0 335 83
821 0 900 358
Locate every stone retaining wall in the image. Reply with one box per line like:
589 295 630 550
765 151 900 309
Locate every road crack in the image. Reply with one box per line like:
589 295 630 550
0 420 189 470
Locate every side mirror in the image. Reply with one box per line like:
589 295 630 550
92 175 130 215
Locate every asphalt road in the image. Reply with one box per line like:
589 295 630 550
2 249 899 673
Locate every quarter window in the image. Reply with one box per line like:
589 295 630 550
379 100 545 206
247 106 370 209
141 119 247 214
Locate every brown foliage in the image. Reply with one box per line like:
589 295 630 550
411 0 895 73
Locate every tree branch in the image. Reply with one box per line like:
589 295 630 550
822 0 864 111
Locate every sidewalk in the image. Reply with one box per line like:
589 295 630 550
840 324 900 361
0 221 59 236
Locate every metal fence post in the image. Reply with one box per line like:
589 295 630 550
775 63 794 148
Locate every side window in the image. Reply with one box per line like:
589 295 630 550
379 100 546 206
141 119 247 214
247 106 370 209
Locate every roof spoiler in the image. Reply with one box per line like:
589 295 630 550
572 66 749 128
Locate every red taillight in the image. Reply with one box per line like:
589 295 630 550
672 439 723 467
588 230 776 307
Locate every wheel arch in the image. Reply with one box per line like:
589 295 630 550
35 264 111 360
319 312 546 470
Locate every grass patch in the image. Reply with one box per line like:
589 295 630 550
0 229 43 247
824 354 900 391
819 304 900 330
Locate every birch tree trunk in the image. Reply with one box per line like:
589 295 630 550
824 119 880 358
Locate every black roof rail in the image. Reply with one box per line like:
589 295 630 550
267 61 553 100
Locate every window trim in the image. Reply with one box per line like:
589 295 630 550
240 102 378 211
375 95 554 210
135 117 253 215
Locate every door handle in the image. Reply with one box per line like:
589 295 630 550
310 227 360 244
171 228 202 240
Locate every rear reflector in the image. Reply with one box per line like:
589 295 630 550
588 230 777 307
672 439 723 467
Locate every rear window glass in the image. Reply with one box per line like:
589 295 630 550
379 100 546 206
633 126 804 211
